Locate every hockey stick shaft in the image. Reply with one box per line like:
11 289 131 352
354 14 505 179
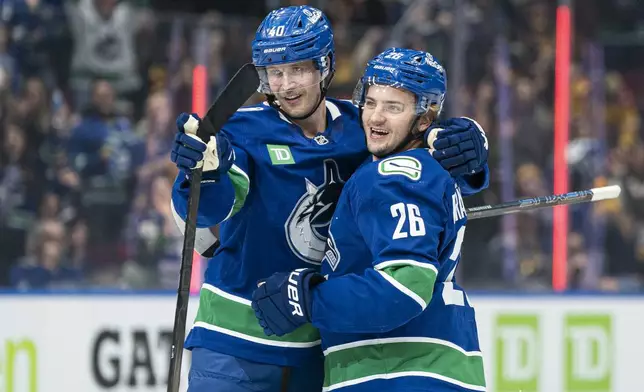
466 185 621 220
167 63 259 392
167 168 201 392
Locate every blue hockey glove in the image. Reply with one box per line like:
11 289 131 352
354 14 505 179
425 117 488 176
252 268 326 337
170 112 234 181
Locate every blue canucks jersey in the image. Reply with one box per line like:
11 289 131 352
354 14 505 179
311 148 486 391
171 98 489 368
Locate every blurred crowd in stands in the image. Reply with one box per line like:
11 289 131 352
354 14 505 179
1 0 643 291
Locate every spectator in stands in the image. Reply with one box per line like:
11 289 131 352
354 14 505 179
12 76 51 155
0 123 39 286
65 0 142 114
10 219 83 289
134 90 176 186
1 0 67 88
66 78 144 268
122 173 181 289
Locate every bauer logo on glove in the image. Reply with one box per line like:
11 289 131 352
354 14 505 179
252 268 325 337
287 269 305 317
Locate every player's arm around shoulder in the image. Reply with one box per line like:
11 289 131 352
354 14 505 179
170 110 254 228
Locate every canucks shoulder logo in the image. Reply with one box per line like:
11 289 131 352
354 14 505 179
323 230 341 271
285 159 345 264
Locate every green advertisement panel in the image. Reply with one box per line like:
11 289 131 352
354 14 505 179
495 314 540 392
565 314 612 392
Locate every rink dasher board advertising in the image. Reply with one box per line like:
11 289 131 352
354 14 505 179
0 293 642 392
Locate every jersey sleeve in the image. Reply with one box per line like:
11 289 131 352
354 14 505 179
311 164 453 333
171 144 251 228
170 115 253 229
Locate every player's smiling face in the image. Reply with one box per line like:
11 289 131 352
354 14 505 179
362 85 418 157
266 60 322 117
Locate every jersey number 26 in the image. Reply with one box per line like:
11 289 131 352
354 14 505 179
390 203 426 239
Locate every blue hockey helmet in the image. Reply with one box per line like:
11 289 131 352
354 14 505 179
252 6 335 95
353 47 447 117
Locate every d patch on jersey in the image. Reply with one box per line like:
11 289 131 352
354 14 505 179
267 144 295 165
377 156 422 181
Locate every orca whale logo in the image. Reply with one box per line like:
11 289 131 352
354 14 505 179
285 159 345 264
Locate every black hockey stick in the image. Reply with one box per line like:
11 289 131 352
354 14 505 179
466 185 621 220
167 63 259 392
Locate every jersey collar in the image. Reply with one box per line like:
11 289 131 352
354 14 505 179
264 100 342 125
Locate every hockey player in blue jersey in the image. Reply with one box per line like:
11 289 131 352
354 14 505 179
252 47 486 392
170 6 489 392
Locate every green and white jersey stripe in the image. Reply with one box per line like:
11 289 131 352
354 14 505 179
192 284 320 348
322 337 486 391
319 259 481 391
223 164 251 221
374 259 438 310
